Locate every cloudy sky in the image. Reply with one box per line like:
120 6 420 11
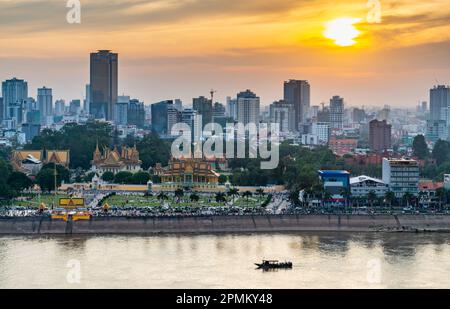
0 0 449 108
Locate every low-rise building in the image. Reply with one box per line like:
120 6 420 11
382 158 420 198
350 175 388 198
318 170 350 205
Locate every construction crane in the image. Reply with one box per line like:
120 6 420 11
210 89 217 104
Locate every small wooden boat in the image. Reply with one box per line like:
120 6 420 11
255 260 293 270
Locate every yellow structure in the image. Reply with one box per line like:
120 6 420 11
59 198 85 208
158 157 220 188
51 211 92 222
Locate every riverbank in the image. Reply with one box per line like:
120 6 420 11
1 214 450 235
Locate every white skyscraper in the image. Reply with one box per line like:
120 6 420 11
236 90 260 126
37 87 53 125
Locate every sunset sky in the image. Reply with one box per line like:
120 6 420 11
0 0 449 108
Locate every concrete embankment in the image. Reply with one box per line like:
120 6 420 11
1 215 450 235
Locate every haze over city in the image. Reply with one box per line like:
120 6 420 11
0 0 449 107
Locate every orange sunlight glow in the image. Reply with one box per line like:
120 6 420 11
324 18 362 46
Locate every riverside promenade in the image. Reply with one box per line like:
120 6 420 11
1 214 450 235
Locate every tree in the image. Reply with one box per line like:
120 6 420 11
412 135 429 159
101 171 115 182
432 140 450 166
131 172 151 185
25 122 113 170
157 192 169 202
227 188 239 204
367 191 377 210
385 191 396 209
36 163 70 192
8 172 33 192
215 192 227 204
403 192 414 207
174 188 184 201
242 191 253 207
218 175 227 184
114 171 133 184
137 133 171 170
190 193 200 203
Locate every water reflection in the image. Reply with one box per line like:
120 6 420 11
0 232 449 288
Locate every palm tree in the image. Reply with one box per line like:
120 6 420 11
385 191 396 212
174 188 184 203
157 192 169 203
367 191 377 212
215 192 227 204
242 191 253 207
323 191 333 208
227 188 239 204
402 192 413 207
435 188 446 212
340 188 352 214
189 193 200 203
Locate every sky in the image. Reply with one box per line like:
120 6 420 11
0 0 449 108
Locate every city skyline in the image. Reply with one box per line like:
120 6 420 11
0 0 449 107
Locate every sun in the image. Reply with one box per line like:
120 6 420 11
324 18 361 47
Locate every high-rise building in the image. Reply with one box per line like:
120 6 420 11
193 96 213 128
115 96 129 126
369 119 392 152
174 99 183 111
69 99 81 115
283 80 310 131
329 96 344 129
128 99 145 128
226 96 237 121
90 50 118 120
151 100 177 136
85 84 91 113
55 100 66 117
213 102 226 119
21 123 41 142
37 87 53 125
0 97 3 122
167 104 181 136
352 108 366 123
382 158 419 198
181 108 201 141
2 78 28 125
430 85 450 121
312 122 330 144
426 120 447 142
236 89 260 126
269 100 295 133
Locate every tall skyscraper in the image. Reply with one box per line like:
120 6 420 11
226 96 237 121
85 84 91 113
90 50 118 120
128 99 145 128
236 89 260 126
193 96 213 128
1 78 28 125
430 85 450 121
0 97 3 122
269 100 295 133
115 96 129 126
37 87 53 125
283 80 310 131
329 96 344 129
151 100 173 136
55 100 66 117
369 119 392 152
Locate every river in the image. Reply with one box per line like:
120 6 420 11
1 233 449 288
